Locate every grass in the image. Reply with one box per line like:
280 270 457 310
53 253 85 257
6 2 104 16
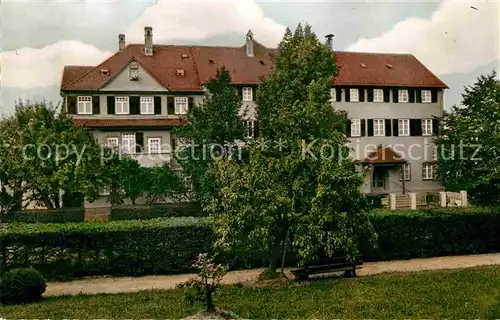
2 266 500 319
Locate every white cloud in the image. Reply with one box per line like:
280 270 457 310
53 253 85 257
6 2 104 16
347 0 499 75
124 0 286 47
1 41 112 89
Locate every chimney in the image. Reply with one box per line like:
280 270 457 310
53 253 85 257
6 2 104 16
325 34 334 50
144 26 153 56
118 34 126 51
245 30 254 57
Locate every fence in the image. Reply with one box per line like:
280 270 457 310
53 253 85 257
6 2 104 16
381 191 467 210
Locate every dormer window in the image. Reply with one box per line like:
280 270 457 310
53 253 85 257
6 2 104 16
129 62 139 81
176 69 185 77
100 69 109 76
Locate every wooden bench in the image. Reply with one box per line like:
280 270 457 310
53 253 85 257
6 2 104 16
291 256 363 280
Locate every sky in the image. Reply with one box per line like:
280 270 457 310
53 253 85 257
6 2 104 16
1 0 499 115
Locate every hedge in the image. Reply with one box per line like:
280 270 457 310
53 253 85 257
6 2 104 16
1 208 84 223
3 207 500 280
110 202 206 221
0 217 212 280
364 207 500 261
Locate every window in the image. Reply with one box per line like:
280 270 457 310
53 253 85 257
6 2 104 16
374 119 385 136
398 119 410 136
175 97 188 114
399 89 409 103
115 97 129 114
421 90 432 103
422 163 434 180
140 97 154 114
148 138 161 154
422 119 433 136
77 96 92 114
129 63 139 80
242 87 253 101
330 88 336 102
373 89 383 102
400 163 411 181
351 119 361 137
243 120 255 139
121 133 135 154
350 88 359 102
106 137 119 149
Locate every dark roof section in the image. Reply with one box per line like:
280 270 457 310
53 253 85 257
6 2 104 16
61 43 448 91
73 118 186 128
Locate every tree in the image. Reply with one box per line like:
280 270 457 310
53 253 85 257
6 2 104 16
0 100 110 209
174 67 247 202
435 71 500 204
206 24 375 277
145 163 184 204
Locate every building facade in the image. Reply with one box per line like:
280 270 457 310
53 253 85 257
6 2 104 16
60 27 447 195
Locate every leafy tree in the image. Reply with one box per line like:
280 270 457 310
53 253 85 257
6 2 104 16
435 71 500 204
107 157 147 205
174 67 247 202
0 101 108 209
206 24 375 277
145 163 184 204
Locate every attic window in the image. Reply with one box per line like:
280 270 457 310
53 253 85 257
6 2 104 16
386 64 393 69
129 62 139 81
209 59 215 64
181 53 189 59
176 69 185 77
259 60 265 65
100 69 109 75
360 63 367 68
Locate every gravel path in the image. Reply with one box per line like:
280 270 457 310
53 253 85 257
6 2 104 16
44 253 500 297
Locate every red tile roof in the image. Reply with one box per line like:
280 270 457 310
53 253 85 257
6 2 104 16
363 145 408 164
73 118 186 128
61 42 447 91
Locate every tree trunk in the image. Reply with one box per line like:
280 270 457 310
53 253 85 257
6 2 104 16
206 287 215 312
281 229 290 276
267 240 281 277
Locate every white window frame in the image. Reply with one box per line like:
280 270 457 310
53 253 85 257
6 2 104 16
373 89 383 103
399 89 409 103
115 96 130 115
242 87 253 102
148 137 161 154
175 97 188 115
243 120 255 139
121 133 135 154
421 90 432 103
140 97 154 114
374 119 385 137
106 137 119 149
422 119 433 136
351 119 361 137
350 88 359 102
330 88 336 102
77 96 92 114
398 119 410 136
400 163 411 181
422 163 434 180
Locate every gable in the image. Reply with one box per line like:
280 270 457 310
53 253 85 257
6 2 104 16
100 62 167 91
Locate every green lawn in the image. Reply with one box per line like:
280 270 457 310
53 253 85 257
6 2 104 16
2 267 500 319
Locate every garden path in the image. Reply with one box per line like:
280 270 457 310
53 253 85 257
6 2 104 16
45 253 500 297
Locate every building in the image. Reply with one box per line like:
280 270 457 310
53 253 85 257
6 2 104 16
60 27 447 195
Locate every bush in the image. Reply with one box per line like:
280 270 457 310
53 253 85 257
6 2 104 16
1 217 213 280
110 202 205 221
1 207 84 223
0 268 46 305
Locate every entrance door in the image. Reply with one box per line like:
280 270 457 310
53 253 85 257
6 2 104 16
372 167 388 191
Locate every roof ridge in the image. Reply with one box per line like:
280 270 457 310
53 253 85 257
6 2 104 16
189 46 202 88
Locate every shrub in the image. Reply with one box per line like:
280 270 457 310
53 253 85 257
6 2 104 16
109 202 205 221
0 268 46 305
1 207 84 223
